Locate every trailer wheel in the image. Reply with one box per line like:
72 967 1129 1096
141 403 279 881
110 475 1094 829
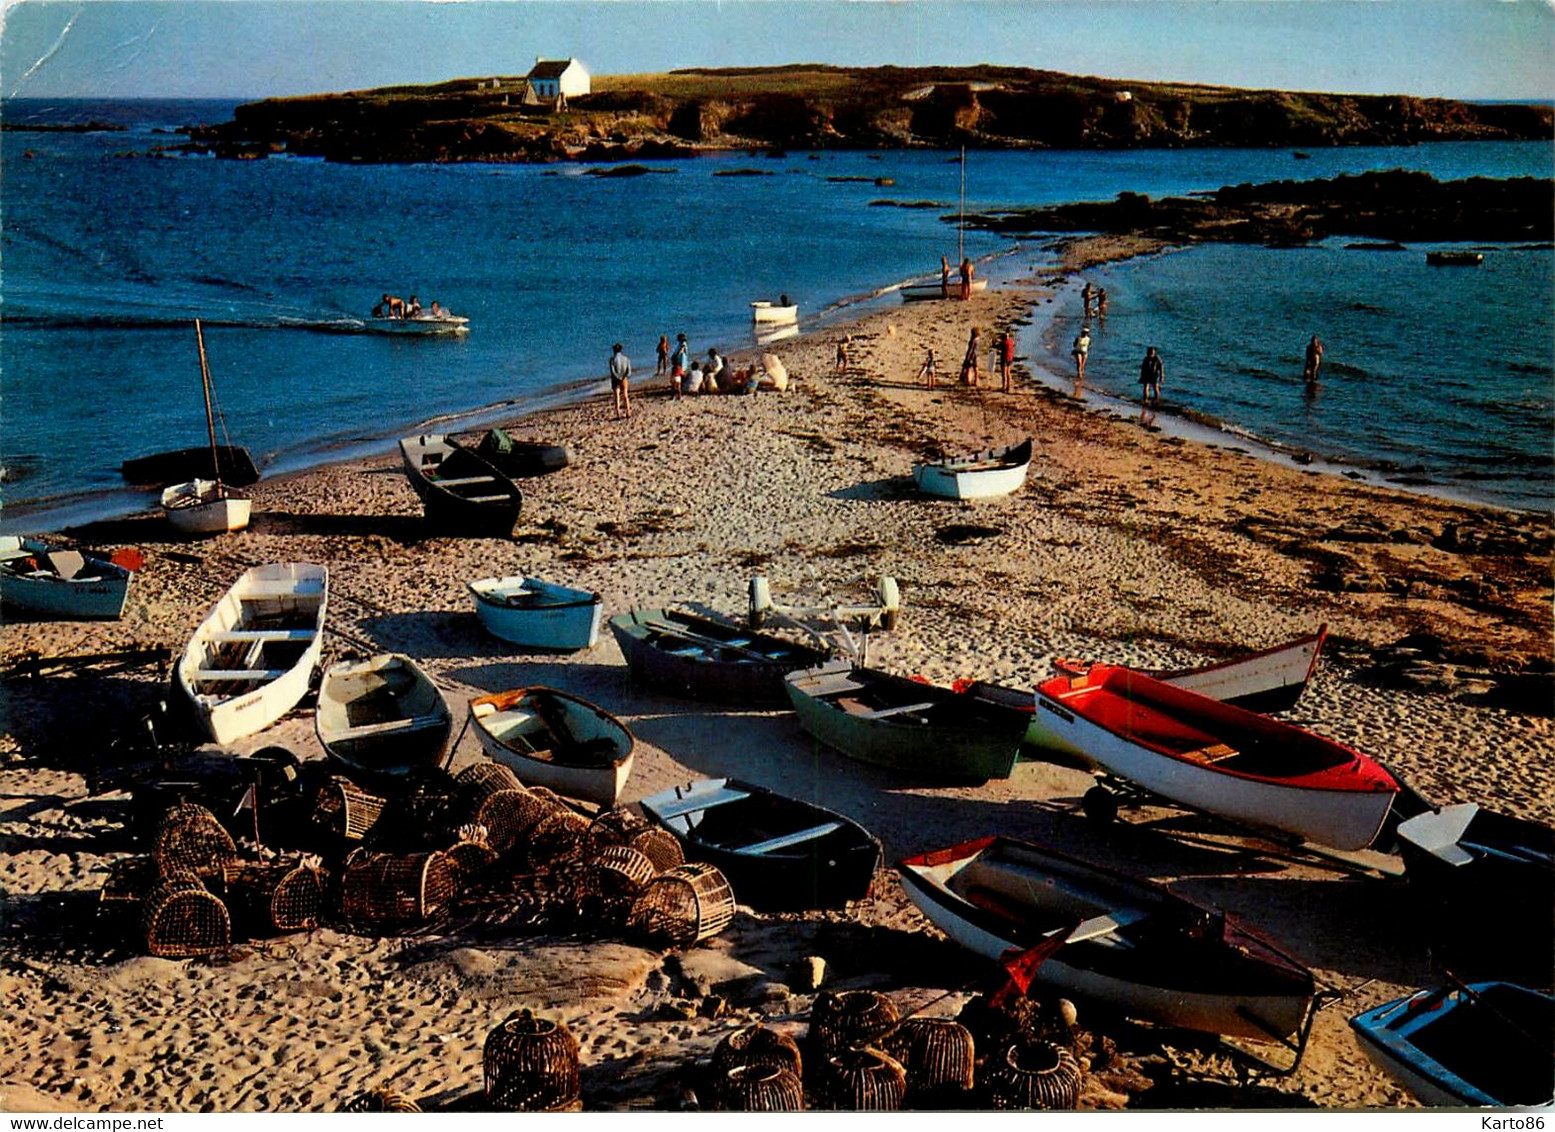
1082 785 1119 824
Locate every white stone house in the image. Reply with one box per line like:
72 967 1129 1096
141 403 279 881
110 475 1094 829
524 58 590 104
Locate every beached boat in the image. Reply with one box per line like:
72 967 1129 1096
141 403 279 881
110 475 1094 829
121 444 259 488
1395 803 1554 979
176 563 328 744
367 312 470 335
785 660 1025 782
964 627 1329 756
398 434 522 536
468 574 603 651
471 429 574 479
160 321 252 536
897 836 1317 1041
1425 251 1484 267
162 478 253 536
913 437 1033 500
469 686 634 807
1349 982 1554 1107
609 608 833 707
750 299 798 325
899 278 989 302
1034 664 1398 849
0 537 135 619
639 777 881 910
315 653 453 780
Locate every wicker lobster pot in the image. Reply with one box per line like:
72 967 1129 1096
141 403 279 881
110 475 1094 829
629 826 684 873
711 1023 804 1081
97 855 159 942
455 760 524 801
442 828 499 886
984 1038 1083 1111
809 990 901 1061
141 871 231 958
582 845 657 901
627 862 736 946
340 1089 421 1113
881 1017 975 1107
813 1047 906 1112
583 808 649 857
720 1064 804 1112
484 1009 582 1112
154 803 238 878
340 849 458 929
223 860 328 936
471 789 555 854
525 807 592 863
313 777 387 843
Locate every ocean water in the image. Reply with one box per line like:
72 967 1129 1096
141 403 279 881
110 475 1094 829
2 97 1551 523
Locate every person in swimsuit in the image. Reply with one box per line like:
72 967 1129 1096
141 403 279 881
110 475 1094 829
1303 335 1324 383
1072 326 1091 380
1139 345 1164 406
961 326 981 386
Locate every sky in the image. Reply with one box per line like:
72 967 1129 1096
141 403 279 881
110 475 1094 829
1 0 1553 103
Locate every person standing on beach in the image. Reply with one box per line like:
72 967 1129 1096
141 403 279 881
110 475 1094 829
1139 345 1164 406
1072 326 1091 381
959 257 975 301
670 333 689 398
609 342 632 419
1096 288 1109 318
655 334 670 377
835 335 852 374
917 346 938 389
1303 334 1325 383
1081 281 1095 318
961 327 981 386
940 255 951 299
999 329 1016 391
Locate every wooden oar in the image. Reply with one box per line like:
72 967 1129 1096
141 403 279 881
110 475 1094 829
644 618 782 663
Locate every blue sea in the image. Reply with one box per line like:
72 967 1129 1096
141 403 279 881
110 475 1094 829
2 97 1551 524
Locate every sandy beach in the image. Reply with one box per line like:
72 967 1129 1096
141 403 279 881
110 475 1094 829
2 243 1551 1113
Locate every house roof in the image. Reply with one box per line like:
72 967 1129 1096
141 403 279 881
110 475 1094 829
528 59 579 80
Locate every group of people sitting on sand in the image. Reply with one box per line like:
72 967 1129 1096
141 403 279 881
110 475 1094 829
372 293 448 320
610 335 788 419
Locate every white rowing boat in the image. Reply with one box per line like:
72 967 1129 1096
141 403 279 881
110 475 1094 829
176 563 328 744
913 438 1033 500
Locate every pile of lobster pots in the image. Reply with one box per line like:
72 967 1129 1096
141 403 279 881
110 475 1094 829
99 757 738 956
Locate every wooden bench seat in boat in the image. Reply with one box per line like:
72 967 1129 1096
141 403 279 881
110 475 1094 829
859 700 936 720
1181 743 1239 765
429 475 497 487
745 822 844 855
465 494 513 503
241 581 326 599
211 628 317 642
652 785 752 820
193 668 287 681
338 715 446 739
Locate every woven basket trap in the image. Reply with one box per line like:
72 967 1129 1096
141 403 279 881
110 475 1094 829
721 1064 804 1112
484 1009 582 1112
224 860 327 935
153 803 238 877
141 871 231 958
340 849 458 926
313 777 387 842
627 862 735 946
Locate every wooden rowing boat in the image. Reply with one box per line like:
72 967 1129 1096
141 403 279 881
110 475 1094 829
608 608 833 707
176 563 328 744
913 438 1033 500
1350 982 1554 1107
750 300 798 325
469 574 603 651
964 627 1329 756
897 836 1316 1041
639 777 881 910
398 434 522 536
122 444 259 488
1034 664 1398 849
785 660 1024 782
899 278 988 302
1395 803 1554 982
316 653 453 781
469 686 635 806
0 536 135 620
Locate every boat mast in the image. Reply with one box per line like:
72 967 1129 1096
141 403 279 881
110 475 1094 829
958 145 966 266
194 320 224 492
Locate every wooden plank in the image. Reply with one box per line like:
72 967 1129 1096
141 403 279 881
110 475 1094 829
650 786 752 821
334 715 445 740
432 475 497 487
211 629 317 642
193 668 285 681
745 822 844 855
857 700 936 720
1064 907 1146 944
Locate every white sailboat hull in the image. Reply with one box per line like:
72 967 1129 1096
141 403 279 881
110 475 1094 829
162 479 252 535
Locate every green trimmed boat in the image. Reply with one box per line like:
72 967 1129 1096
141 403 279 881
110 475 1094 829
784 660 1024 782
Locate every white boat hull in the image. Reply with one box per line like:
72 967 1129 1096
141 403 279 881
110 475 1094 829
900 278 988 302
913 439 1033 500
162 479 252 535
471 688 634 807
469 575 603 651
750 301 798 325
368 315 469 335
0 538 132 619
1033 689 1394 850
177 563 328 744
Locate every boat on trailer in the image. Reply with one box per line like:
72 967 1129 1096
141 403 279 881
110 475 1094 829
316 653 453 781
609 607 833 707
469 686 635 807
399 434 522 536
897 836 1317 1043
964 627 1328 756
1350 982 1554 1107
785 659 1025 782
176 563 328 744
0 537 136 620
1034 663 1397 850
469 574 603 651
640 777 881 910
913 437 1033 500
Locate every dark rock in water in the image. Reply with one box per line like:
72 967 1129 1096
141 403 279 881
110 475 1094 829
585 163 653 178
1346 240 1408 250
